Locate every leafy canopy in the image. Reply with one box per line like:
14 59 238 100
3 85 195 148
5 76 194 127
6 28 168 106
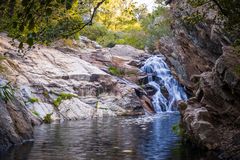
80 0 149 49
0 0 105 47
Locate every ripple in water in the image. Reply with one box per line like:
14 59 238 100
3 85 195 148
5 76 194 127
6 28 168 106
0 114 219 160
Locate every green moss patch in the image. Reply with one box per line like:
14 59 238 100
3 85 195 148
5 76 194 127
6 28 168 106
172 123 184 136
43 113 52 123
108 66 125 77
28 97 40 103
53 92 77 107
32 111 40 117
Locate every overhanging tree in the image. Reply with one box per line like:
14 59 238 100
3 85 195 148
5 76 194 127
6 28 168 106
0 0 105 47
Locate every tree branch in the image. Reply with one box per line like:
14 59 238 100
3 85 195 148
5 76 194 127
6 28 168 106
67 0 106 36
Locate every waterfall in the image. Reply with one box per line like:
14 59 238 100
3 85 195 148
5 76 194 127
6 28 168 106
141 56 188 113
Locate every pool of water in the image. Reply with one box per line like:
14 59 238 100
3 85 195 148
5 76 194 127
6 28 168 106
0 113 219 160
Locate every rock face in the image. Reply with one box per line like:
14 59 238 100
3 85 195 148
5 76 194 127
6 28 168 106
0 34 154 150
0 98 37 152
157 0 240 158
0 34 153 120
179 49 240 159
157 0 231 90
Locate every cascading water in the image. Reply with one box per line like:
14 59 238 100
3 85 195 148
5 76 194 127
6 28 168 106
141 56 188 113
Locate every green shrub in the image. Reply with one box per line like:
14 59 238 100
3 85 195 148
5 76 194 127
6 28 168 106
183 13 205 25
108 66 125 77
115 30 147 50
28 97 40 103
63 39 74 47
0 82 14 103
81 24 108 41
96 32 118 48
43 91 49 97
141 6 172 51
32 111 40 117
43 113 52 123
53 92 77 107
0 0 104 46
81 24 147 49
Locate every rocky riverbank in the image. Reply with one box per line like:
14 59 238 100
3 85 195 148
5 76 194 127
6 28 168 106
0 33 155 151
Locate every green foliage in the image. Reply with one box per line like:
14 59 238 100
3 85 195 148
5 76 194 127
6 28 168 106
96 31 118 48
96 0 145 31
53 92 77 107
0 82 14 103
187 0 209 8
115 30 147 50
82 3 170 50
141 6 172 51
0 0 105 46
108 66 125 76
53 98 61 107
32 111 40 117
183 13 205 25
43 113 52 123
81 24 108 41
43 91 49 97
172 123 184 136
28 97 39 103
80 0 148 49
82 23 147 49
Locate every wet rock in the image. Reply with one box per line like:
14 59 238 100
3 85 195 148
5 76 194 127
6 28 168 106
143 84 158 96
138 74 149 85
134 88 155 114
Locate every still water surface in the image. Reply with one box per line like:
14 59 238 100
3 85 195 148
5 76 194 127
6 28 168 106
0 113 219 160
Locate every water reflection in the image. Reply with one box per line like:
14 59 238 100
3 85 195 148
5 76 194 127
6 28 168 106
0 113 219 160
